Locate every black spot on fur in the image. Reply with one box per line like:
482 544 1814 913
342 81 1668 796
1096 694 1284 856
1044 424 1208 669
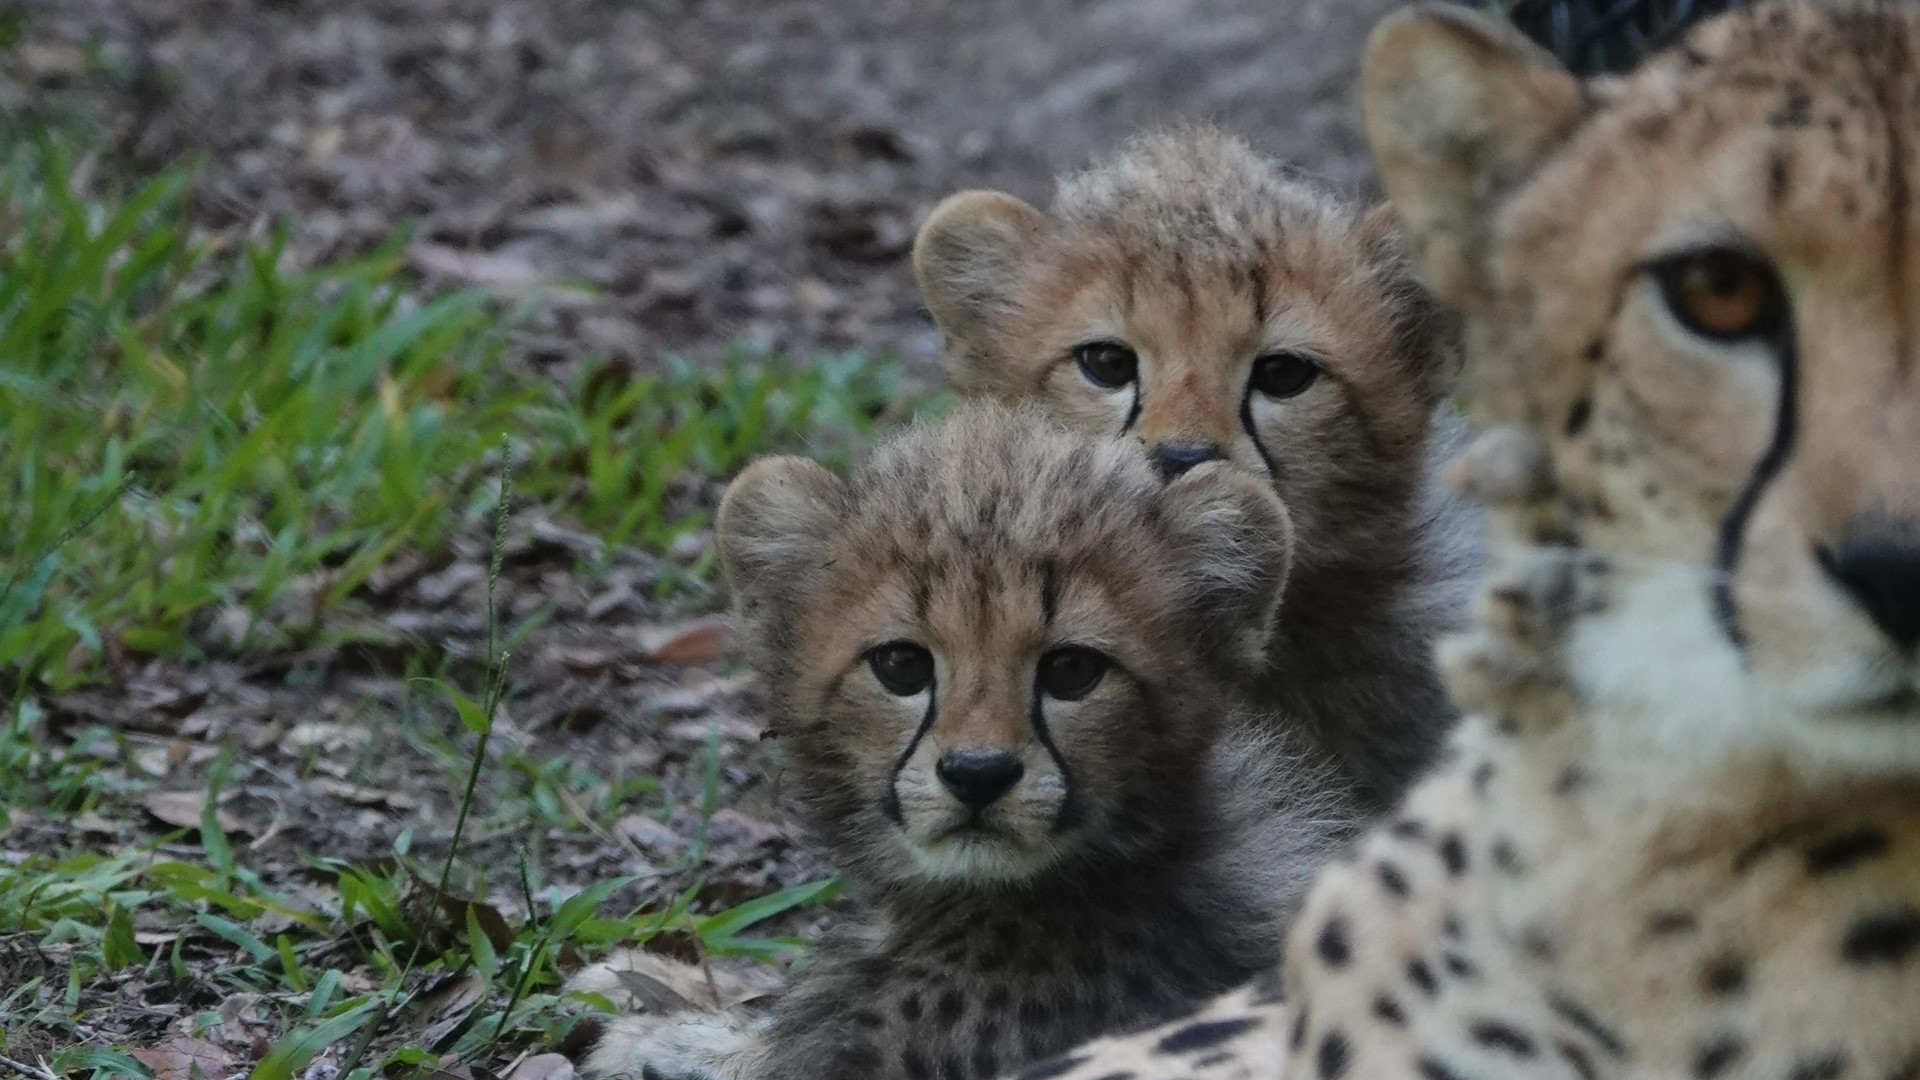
899 992 923 1022
1564 397 1593 437
1017 1056 1086 1080
1317 915 1351 967
1805 827 1892 876
1549 994 1627 1057
1017 998 1056 1031
1786 1051 1847 1080
1391 818 1428 841
1492 838 1524 875
1316 1030 1350 1079
1701 956 1747 997
1418 1058 1467 1080
1553 765 1588 796
1443 952 1478 980
1472 760 1497 792
1438 833 1468 876
1471 1019 1538 1057
1373 995 1406 1026
982 985 1011 1013
1158 1018 1260 1055
1407 958 1438 996
936 988 966 1026
1289 1006 1310 1051
1555 1039 1599 1080
1841 907 1920 965
902 1046 934 1080
1377 860 1410 897
1585 337 1606 363
1694 1034 1746 1078
1647 910 1698 936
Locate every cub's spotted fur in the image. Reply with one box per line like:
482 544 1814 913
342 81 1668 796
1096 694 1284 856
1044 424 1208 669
914 128 1477 807
1018 3 1920 1077
581 404 1353 1080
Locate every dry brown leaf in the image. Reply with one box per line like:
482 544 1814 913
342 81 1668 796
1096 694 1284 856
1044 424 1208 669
503 1054 576 1080
413 971 489 1050
636 615 731 665
141 790 251 835
131 1036 236 1080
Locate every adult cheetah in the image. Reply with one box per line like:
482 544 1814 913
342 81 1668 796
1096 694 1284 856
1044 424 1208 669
1019 2 1920 1077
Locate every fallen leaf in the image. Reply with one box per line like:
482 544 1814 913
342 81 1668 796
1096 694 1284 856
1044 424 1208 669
413 971 489 1051
636 615 731 665
131 1036 236 1080
141 790 251 835
504 1055 576 1080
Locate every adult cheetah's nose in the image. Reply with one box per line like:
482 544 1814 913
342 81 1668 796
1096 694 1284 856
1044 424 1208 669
1153 442 1222 480
936 749 1025 808
1818 518 1920 651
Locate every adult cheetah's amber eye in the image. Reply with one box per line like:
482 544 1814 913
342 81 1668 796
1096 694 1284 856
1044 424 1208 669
1073 341 1139 390
1651 248 1785 343
1036 646 1109 701
868 642 934 696
1249 351 1322 399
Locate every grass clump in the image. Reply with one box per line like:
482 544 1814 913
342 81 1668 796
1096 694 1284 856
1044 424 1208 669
0 142 927 691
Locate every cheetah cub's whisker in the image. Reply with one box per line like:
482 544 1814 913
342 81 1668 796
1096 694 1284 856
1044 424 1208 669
578 403 1356 1080
914 126 1480 809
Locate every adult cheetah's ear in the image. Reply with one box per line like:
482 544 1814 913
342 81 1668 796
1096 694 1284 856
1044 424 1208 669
913 190 1050 393
1164 464 1295 673
1361 5 1585 306
717 456 845 621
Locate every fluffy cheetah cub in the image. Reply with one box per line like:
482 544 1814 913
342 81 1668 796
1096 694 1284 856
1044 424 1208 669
583 404 1354 1080
1018 3 1920 1078
915 128 1476 807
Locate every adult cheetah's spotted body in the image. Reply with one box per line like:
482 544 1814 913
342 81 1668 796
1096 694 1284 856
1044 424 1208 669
1020 2 1920 1077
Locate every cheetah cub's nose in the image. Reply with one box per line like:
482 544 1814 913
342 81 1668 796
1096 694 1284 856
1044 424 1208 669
936 750 1025 808
1819 518 1920 652
1153 442 1223 480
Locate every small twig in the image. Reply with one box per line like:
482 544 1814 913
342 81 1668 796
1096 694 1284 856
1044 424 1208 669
0 1051 61 1080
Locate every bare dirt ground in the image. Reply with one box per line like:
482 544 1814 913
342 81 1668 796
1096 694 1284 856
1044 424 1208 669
2 0 1402 1068
9 0 1397 369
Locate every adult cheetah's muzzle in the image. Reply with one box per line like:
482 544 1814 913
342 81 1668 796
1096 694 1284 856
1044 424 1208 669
1817 517 1920 653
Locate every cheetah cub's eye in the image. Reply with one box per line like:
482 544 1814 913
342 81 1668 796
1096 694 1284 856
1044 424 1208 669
1249 351 1322 399
1036 646 1109 701
868 642 935 696
1074 341 1139 389
1650 248 1785 343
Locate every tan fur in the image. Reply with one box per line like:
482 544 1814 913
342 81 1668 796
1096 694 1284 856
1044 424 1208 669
1014 4 1920 1077
915 126 1480 807
583 403 1356 1080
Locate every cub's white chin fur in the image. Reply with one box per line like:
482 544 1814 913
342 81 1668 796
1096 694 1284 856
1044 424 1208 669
900 828 1059 885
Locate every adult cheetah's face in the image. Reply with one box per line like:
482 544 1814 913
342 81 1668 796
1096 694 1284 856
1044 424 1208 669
715 405 1292 888
912 132 1456 579
1367 2 1920 752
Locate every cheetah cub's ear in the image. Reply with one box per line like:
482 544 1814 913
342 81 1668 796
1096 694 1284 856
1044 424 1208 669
1165 462 1295 674
912 190 1050 395
716 456 845 625
1361 5 1584 305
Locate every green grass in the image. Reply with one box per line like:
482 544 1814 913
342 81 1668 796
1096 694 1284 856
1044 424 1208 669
1 140 927 1073
1 141 925 692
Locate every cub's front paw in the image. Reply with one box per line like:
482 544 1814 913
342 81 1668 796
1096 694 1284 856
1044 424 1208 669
583 1011 762 1080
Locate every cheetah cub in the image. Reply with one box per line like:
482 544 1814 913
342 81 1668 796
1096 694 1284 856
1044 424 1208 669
914 128 1477 807
582 404 1354 1080
1020 3 1920 1078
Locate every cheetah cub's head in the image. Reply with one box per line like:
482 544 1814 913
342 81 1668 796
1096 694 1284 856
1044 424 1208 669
1364 3 1920 762
912 127 1454 577
717 404 1292 887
